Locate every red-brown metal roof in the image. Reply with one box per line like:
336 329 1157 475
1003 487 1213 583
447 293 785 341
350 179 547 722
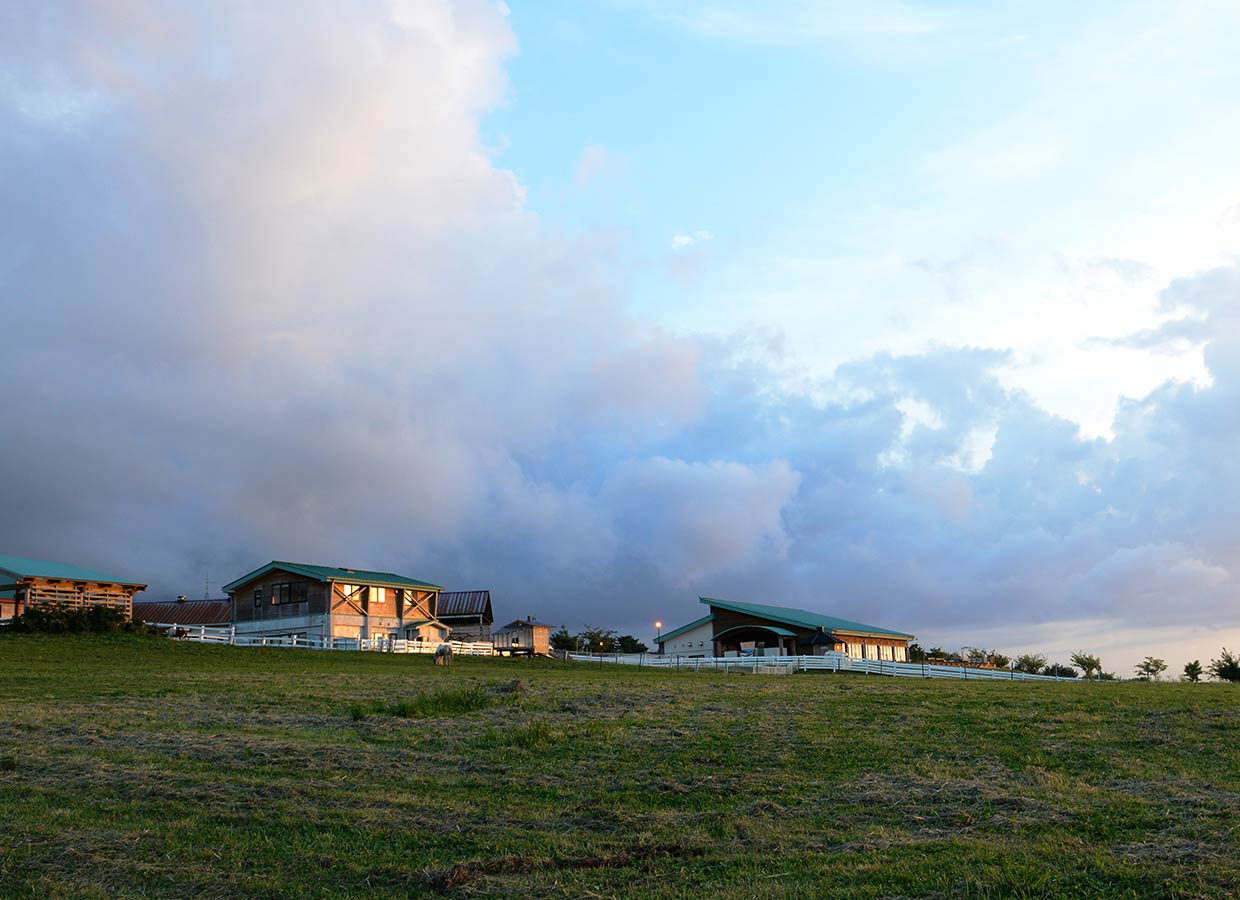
132 599 232 626
436 590 493 622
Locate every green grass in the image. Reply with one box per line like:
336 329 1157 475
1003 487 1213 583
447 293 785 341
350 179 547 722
1 635 1238 899
350 684 503 721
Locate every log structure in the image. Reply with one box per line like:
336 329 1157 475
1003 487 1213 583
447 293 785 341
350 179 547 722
0 555 146 620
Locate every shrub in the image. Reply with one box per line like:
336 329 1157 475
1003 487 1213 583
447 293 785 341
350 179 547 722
1208 649 1240 683
8 604 149 635
1013 654 1046 675
1041 663 1078 679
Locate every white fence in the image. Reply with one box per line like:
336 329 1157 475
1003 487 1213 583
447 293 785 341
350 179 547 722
151 623 494 656
566 651 1085 682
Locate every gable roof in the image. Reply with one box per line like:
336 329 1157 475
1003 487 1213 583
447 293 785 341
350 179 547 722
700 597 914 640
655 613 715 644
0 554 145 587
132 599 232 626
222 561 442 594
436 590 493 621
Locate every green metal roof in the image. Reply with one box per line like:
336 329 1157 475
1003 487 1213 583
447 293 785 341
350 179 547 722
0 555 145 587
654 613 714 644
222 561 442 594
699 597 914 640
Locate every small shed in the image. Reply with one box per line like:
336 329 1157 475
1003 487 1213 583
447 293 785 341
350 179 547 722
436 590 494 642
492 616 552 656
0 555 146 621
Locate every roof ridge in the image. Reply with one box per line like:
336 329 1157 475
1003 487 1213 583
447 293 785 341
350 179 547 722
698 596 914 639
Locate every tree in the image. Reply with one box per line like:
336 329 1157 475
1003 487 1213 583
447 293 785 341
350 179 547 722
988 651 1011 669
1013 653 1046 675
1041 663 1078 678
616 634 648 653
963 646 988 665
926 647 962 663
907 642 927 662
1136 656 1168 681
1070 652 1102 680
1208 648 1240 683
549 626 575 651
576 625 618 653
1183 660 1203 683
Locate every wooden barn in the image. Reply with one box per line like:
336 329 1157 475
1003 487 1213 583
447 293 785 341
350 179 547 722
132 596 233 627
656 596 914 661
0 555 146 621
436 590 494 642
223 561 448 644
492 616 552 656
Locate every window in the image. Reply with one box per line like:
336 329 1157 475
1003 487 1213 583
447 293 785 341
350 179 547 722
253 588 262 610
371 586 385 606
269 582 309 605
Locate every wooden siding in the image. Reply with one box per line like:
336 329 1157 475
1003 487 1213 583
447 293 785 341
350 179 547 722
6 577 140 619
230 568 330 623
440 619 491 642
496 625 550 655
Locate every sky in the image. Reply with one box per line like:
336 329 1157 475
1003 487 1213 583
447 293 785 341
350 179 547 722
2 0 1239 676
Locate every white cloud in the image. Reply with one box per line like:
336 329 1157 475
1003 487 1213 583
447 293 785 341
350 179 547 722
671 229 712 248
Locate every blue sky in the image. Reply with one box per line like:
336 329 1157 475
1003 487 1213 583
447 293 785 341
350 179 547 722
491 0 1240 433
2 1 1240 675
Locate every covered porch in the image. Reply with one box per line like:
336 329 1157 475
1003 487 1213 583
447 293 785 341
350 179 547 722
712 624 798 657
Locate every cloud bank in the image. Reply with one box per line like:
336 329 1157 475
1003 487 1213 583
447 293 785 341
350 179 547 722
2 1 1238 671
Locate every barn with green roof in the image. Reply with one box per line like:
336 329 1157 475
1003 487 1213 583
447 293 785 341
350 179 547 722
656 596 914 661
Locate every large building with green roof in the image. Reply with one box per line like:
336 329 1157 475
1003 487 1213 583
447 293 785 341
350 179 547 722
656 596 914 661
223 560 447 645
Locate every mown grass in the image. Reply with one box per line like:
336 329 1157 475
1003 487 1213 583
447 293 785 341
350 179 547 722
350 684 505 721
1 635 1238 899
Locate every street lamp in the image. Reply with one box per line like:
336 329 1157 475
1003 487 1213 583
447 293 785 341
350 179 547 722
655 620 662 641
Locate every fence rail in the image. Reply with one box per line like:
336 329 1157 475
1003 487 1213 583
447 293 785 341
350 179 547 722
565 651 1085 682
151 623 494 656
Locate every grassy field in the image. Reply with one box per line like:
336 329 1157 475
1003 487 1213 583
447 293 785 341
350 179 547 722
1 636 1238 899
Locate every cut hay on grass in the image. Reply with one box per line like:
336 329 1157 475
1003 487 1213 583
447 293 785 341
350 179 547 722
1 634 1238 899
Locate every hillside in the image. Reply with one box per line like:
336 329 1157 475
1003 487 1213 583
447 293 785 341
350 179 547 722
1 636 1238 899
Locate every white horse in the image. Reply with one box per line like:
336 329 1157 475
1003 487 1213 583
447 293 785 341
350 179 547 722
433 642 454 666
